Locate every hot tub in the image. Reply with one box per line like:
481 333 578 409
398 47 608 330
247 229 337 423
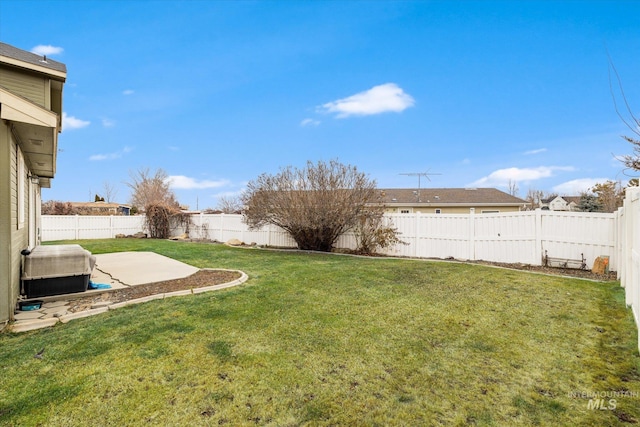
22 245 96 298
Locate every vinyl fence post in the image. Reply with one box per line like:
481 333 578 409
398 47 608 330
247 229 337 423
469 208 475 261
220 213 224 242
414 212 420 257
535 208 543 266
240 215 245 244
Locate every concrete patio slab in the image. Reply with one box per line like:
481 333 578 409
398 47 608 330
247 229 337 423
9 251 248 333
93 252 199 286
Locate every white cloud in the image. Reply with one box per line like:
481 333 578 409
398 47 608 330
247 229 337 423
62 112 90 130
102 118 115 128
524 148 547 155
123 89 134 95
167 175 230 190
167 146 180 151
31 45 63 56
300 118 320 127
469 166 575 187
552 178 609 195
89 146 132 161
318 83 415 118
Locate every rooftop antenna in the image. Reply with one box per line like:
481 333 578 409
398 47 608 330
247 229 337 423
399 170 442 202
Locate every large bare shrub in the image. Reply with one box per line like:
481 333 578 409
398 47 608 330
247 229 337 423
242 160 387 252
353 208 406 255
144 202 191 239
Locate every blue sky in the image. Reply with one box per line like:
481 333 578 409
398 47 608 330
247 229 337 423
2 0 639 209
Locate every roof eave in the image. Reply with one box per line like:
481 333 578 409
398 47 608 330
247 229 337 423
0 54 67 81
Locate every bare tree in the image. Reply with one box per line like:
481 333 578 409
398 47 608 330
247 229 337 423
608 58 640 172
126 168 187 238
216 195 243 214
507 179 519 197
126 168 179 211
591 180 624 213
102 181 119 203
242 159 387 252
524 188 548 209
41 200 76 215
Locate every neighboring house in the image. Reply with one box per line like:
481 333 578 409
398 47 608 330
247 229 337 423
69 201 131 216
379 188 529 214
0 42 66 325
541 196 581 212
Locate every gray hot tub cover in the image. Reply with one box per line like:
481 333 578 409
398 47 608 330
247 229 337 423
22 244 96 280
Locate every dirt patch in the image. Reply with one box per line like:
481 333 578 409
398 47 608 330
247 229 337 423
466 260 618 281
68 269 242 313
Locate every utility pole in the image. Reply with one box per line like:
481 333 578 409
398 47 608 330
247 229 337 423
399 170 441 202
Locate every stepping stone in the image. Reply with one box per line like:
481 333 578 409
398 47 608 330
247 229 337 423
14 311 44 320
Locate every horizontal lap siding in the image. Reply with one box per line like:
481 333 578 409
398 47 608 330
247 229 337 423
0 67 46 107
0 123 13 322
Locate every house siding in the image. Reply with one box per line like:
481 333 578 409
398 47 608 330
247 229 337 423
0 122 10 322
385 205 522 214
8 143 30 319
0 66 47 107
0 43 66 326
0 123 29 323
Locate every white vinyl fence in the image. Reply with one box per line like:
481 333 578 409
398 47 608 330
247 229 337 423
619 187 640 352
42 209 619 270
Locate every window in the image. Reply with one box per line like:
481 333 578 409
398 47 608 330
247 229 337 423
400 209 410 214
435 209 441 214
481 210 499 214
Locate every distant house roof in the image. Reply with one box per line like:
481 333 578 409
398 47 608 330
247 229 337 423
0 42 67 77
562 196 582 205
70 202 131 209
379 188 528 206
542 195 581 204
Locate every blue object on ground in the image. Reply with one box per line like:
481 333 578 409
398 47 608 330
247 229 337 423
88 281 111 290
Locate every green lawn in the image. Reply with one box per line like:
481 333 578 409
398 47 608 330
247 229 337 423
1 239 639 426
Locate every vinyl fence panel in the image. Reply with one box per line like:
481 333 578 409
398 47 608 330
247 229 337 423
42 210 618 270
42 215 145 241
473 211 538 265
540 211 618 271
620 187 640 352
